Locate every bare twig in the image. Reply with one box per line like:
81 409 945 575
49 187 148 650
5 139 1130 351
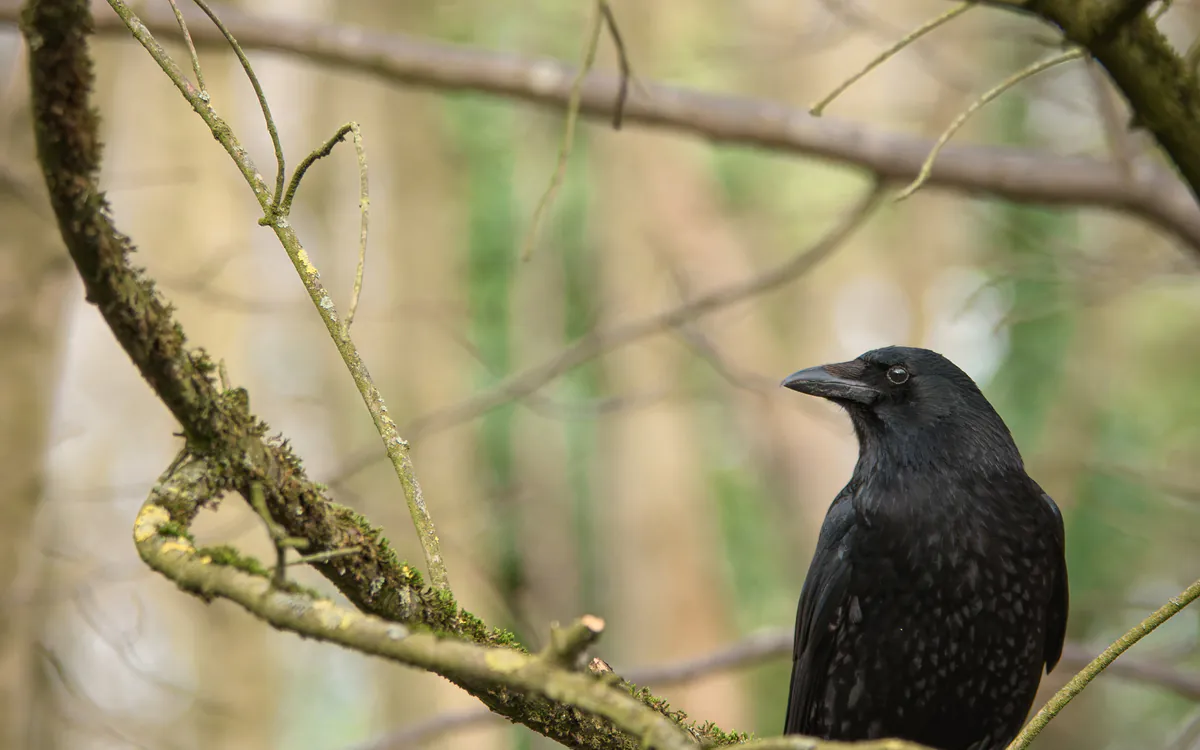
968 0 1200 205
248 481 310 587
11 2 1198 249
103 0 450 591
190 0 286 208
520 1 602 262
542 614 605 671
810 1 973 116
1008 576 1200 750
598 0 631 129
288 546 362 567
166 0 206 98
897 48 1084 200
279 122 371 330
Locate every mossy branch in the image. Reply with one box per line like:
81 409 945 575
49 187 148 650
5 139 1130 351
102 0 449 591
967 0 1200 204
134 459 699 750
17 0 762 746
21 0 494 669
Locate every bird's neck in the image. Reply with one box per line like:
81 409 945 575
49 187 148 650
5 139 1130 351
851 416 1025 481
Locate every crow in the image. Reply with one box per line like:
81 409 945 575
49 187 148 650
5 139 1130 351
780 346 1068 750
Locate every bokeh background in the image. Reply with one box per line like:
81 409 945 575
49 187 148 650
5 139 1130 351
1 1 1200 749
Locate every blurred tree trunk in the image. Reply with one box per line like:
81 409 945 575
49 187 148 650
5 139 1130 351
0 165 70 750
0 41 71 749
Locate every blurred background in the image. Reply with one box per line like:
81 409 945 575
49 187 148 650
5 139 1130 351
1 1 1200 749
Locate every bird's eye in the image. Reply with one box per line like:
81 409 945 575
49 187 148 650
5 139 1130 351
886 365 909 385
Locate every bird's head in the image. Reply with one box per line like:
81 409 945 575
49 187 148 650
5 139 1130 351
781 346 1021 468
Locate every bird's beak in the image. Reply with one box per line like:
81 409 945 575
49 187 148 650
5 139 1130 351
781 360 881 405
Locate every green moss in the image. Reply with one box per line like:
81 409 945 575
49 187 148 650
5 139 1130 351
198 544 269 576
692 721 753 747
622 684 750 747
195 544 322 599
156 521 194 542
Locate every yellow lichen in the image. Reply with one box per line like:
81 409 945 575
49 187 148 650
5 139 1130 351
161 540 196 556
133 505 170 543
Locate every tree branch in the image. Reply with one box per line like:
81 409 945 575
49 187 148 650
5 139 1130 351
19 0 480 643
133 456 698 750
355 626 1200 749
970 0 1200 204
100 0 451 592
1 0 1197 250
17 1 729 746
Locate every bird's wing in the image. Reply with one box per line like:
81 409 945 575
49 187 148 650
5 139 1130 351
1042 492 1069 673
784 490 858 735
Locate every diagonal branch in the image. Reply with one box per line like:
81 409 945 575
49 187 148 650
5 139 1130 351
968 0 1200 205
0 1 1196 250
1009 576 1200 750
15 0 758 746
22 0 462 640
133 456 699 750
101 0 449 591
359 625 1200 749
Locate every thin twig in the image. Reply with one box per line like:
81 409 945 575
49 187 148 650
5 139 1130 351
896 47 1084 201
190 0 286 209
288 546 362 567
104 0 450 592
346 125 369 329
519 1 603 262
166 0 206 99
598 0 630 129
1008 576 1200 750
810 2 973 116
279 122 372 329
249 482 308 588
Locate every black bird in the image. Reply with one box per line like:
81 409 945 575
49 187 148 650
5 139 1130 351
781 346 1068 750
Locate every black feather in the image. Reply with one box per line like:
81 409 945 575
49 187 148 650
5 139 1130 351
781 346 1069 750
